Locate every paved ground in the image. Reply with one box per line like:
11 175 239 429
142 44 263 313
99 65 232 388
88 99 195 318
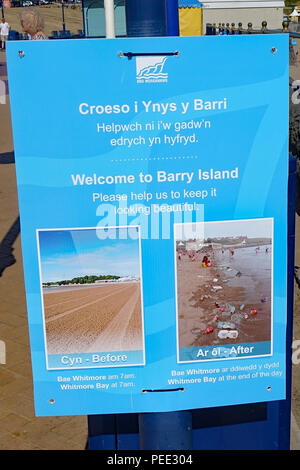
0 38 300 449
0 47 88 450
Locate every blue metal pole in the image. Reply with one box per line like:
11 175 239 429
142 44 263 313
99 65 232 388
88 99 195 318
165 0 179 36
139 411 193 450
125 0 167 37
278 153 297 449
124 0 192 451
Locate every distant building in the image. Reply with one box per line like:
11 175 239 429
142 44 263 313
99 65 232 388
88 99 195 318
118 276 139 282
201 0 284 31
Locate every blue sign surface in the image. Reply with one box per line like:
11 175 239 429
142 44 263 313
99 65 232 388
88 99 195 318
7 35 289 416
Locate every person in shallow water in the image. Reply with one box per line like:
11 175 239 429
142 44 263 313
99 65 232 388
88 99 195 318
202 255 208 266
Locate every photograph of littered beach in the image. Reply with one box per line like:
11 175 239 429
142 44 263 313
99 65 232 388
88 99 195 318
175 218 273 350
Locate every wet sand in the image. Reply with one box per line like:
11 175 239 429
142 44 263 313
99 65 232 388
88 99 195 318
43 282 143 354
176 247 272 348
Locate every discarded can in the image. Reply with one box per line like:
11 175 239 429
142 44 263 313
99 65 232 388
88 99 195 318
205 327 214 334
251 309 258 316
220 307 225 312
215 302 220 308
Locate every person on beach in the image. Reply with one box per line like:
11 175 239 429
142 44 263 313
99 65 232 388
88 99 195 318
202 255 208 267
19 9 48 40
0 18 10 50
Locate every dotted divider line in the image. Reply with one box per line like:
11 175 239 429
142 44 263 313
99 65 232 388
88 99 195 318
110 156 200 162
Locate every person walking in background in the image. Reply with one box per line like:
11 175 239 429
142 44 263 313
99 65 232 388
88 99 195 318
0 18 10 50
19 9 48 40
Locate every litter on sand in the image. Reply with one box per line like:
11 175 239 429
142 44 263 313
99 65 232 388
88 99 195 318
217 321 236 330
205 327 214 334
212 285 223 290
218 330 239 339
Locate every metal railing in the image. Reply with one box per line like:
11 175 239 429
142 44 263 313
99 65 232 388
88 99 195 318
205 20 292 36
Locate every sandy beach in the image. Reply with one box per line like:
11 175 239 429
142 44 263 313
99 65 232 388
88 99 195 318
176 246 272 349
43 282 143 355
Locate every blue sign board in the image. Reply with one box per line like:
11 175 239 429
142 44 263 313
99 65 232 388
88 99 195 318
7 35 289 416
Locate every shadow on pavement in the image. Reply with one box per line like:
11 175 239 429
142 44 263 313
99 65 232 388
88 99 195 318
0 151 15 164
0 216 20 277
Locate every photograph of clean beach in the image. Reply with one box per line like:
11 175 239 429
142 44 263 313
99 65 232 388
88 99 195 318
37 226 144 358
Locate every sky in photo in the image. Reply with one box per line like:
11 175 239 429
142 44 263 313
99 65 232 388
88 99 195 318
38 227 141 282
174 218 273 241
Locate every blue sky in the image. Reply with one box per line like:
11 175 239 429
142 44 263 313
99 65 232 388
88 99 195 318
38 227 141 282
